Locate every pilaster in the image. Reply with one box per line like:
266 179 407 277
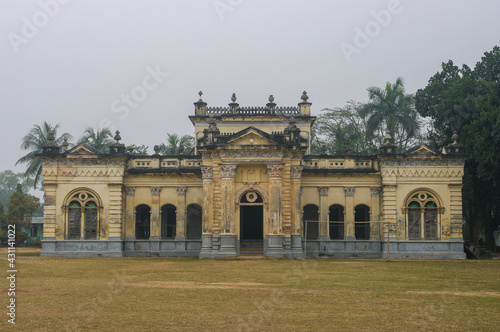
42 184 57 240
370 187 381 240
150 187 161 239
176 187 187 239
449 184 463 241
220 165 236 233
318 187 329 238
382 185 397 239
344 187 355 240
124 186 135 240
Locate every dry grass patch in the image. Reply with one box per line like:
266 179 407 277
1 257 499 331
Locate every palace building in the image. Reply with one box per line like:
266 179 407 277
39 92 466 258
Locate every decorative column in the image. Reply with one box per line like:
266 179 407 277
200 167 215 258
344 187 355 240
40 184 57 255
219 165 237 256
150 187 161 239
267 164 284 257
318 187 329 239
124 187 136 252
220 165 237 233
449 184 464 241
370 187 381 240
382 185 397 240
289 166 304 258
176 187 187 238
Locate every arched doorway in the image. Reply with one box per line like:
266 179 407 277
239 191 264 254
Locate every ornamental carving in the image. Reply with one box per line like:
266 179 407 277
379 160 465 167
176 187 187 196
370 187 380 196
318 187 329 196
344 187 355 196
201 166 213 179
43 159 126 166
125 187 135 196
267 164 283 178
290 166 303 179
150 187 161 196
203 151 285 159
220 165 237 178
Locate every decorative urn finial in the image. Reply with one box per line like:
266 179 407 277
114 130 122 144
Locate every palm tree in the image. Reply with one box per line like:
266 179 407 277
16 122 72 188
78 127 114 153
159 133 194 155
359 77 420 149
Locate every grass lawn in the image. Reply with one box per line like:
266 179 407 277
1 254 499 331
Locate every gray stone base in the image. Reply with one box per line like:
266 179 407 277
199 234 238 258
41 238 466 259
42 239 202 257
305 239 466 259
265 234 284 257
41 240 124 257
381 240 466 259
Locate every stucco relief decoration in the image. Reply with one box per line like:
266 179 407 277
318 187 329 196
151 187 161 196
204 151 285 159
344 187 355 196
125 187 136 196
267 164 283 178
290 166 303 179
43 159 126 166
450 222 462 235
220 165 237 178
370 187 380 196
379 160 465 167
245 191 258 203
201 166 213 179
441 225 450 237
176 187 187 196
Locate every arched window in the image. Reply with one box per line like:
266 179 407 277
355 205 370 240
406 191 439 240
187 204 202 239
136 205 151 239
329 204 344 240
66 190 99 240
303 204 319 240
161 204 176 239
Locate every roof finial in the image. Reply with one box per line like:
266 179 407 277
451 130 459 144
114 130 122 144
301 91 309 102
61 137 69 152
198 91 203 101
384 129 393 144
269 95 274 103
47 130 55 143
231 93 237 102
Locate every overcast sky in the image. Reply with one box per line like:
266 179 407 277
1 0 499 176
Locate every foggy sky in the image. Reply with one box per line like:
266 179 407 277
1 0 499 178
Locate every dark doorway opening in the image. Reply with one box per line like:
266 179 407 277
240 205 263 240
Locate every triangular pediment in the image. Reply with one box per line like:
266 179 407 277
408 144 438 156
226 127 278 146
64 144 101 158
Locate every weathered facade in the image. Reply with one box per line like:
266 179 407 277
39 92 466 258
